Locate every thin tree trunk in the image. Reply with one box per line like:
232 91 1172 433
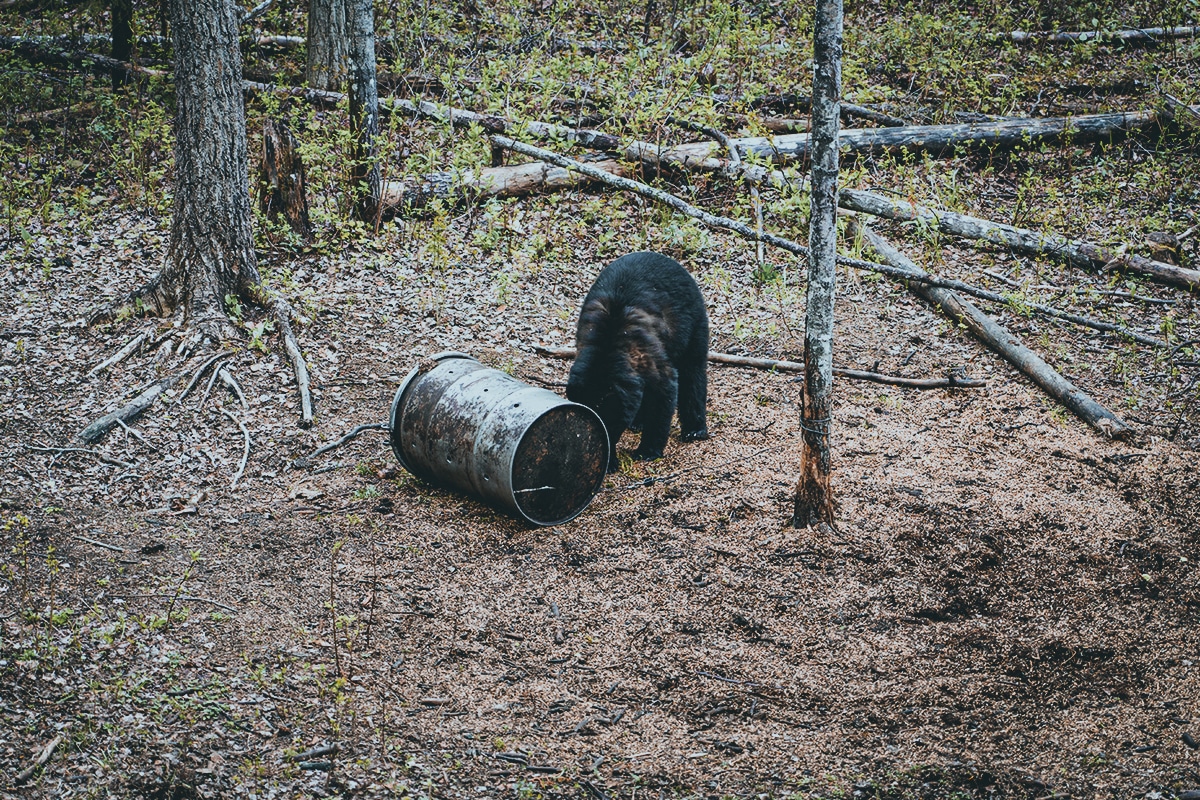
306 0 348 90
347 0 380 224
794 0 841 528
110 0 131 90
167 0 261 334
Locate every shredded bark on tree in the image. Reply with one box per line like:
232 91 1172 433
1005 25 1200 45
853 220 1133 440
258 118 312 240
840 188 1200 291
532 346 983 390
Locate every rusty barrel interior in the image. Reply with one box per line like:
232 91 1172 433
390 352 609 526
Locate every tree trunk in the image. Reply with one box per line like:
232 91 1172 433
306 0 348 90
794 0 841 528
165 0 261 333
110 0 131 90
258 118 312 240
347 0 380 224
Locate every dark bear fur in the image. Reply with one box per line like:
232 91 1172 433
566 251 709 471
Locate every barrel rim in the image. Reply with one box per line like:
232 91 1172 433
509 400 610 526
389 351 475 470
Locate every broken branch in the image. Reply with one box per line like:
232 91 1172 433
533 345 986 390
840 187 1200 291
853 221 1133 440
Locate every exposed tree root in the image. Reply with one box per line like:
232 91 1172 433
293 422 389 469
218 367 249 410
176 352 230 404
88 330 149 376
77 359 202 444
222 410 251 488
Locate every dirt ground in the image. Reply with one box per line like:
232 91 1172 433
3 179 1200 799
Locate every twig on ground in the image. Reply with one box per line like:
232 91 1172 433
286 743 340 762
293 422 389 468
14 734 63 785
222 411 251 488
72 534 125 553
88 331 148 376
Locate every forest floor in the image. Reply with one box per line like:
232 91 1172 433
4 2 1200 799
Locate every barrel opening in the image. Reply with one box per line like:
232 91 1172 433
511 406 608 525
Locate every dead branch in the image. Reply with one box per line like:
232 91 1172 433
672 117 765 267
840 188 1200 291
287 743 341 761
14 734 63 785
533 345 985 390
853 220 1133 440
88 331 149 376
240 0 274 23
1160 89 1200 130
492 137 1165 348
23 443 133 468
1005 25 1200 45
72 534 125 553
293 422 389 468
752 93 908 127
222 410 251 488
78 373 179 445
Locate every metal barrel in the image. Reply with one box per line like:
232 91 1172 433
389 352 609 526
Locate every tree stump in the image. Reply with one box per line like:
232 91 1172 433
258 118 312 240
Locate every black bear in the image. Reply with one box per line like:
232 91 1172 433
567 251 709 471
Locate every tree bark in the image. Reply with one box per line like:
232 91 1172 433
853 221 1132 440
794 0 841 528
306 0 348 90
258 118 312 239
164 0 261 334
110 0 132 90
347 0 380 224
839 188 1200 291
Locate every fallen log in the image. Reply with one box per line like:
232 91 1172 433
651 110 1161 166
839 188 1200 291
489 138 1165 348
851 220 1132 440
1005 25 1200 45
532 346 986 390
382 158 630 211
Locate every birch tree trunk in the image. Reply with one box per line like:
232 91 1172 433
794 0 841 528
306 0 349 90
347 0 380 223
